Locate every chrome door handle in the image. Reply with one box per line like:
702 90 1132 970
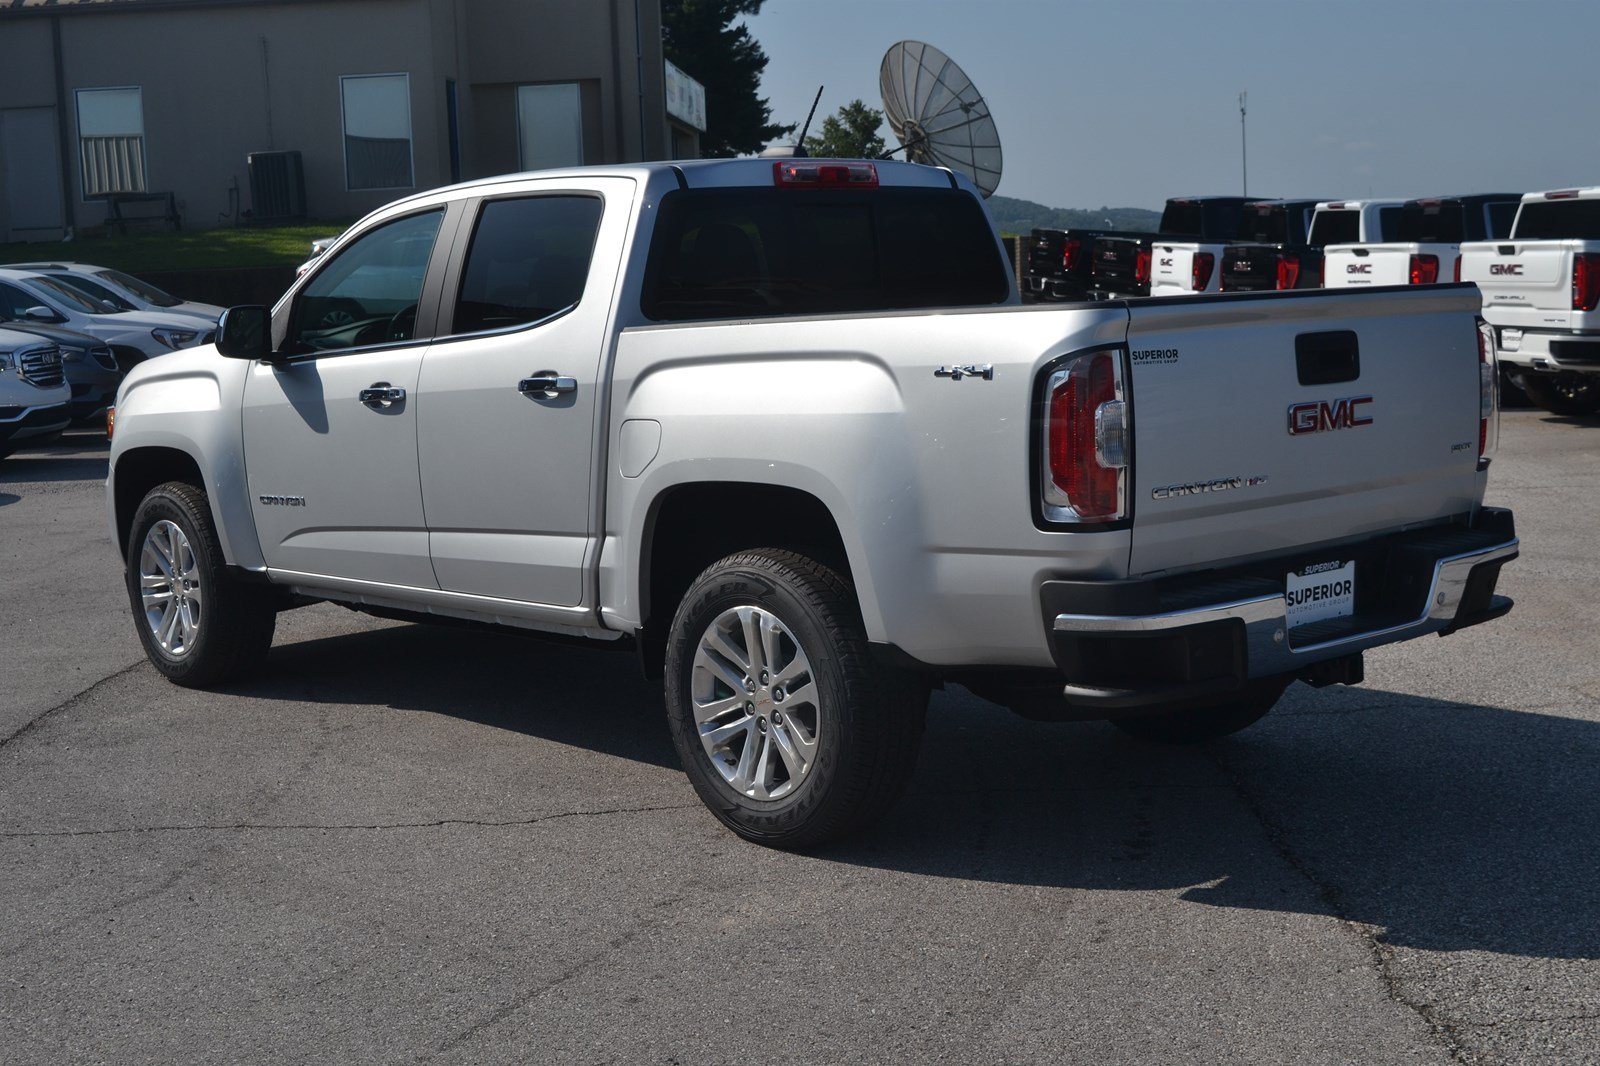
518 373 577 397
359 383 406 408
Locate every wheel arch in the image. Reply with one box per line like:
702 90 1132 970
636 480 859 674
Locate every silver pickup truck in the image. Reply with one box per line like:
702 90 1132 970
107 159 1518 847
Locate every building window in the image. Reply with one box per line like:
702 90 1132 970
516 84 583 172
341 74 414 191
76 87 146 197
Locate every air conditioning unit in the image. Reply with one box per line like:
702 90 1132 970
247 150 306 221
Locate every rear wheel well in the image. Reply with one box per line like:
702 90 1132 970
641 482 852 676
113 447 205 557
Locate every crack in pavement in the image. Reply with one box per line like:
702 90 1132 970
0 803 701 840
0 658 147 753
1203 742 1475 1065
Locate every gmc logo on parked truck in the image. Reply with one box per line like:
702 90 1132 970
1288 396 1374 435
1490 264 1524 276
1347 263 1372 274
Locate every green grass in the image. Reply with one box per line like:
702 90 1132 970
0 222 354 274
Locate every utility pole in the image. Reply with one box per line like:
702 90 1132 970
1239 91 1248 197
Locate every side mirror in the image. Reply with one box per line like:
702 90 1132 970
215 305 272 360
24 305 62 323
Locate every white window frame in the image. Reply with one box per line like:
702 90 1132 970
74 85 146 200
516 82 585 172
339 72 416 193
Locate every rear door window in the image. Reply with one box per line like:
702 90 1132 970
450 195 604 335
641 186 1009 321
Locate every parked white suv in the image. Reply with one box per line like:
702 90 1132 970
0 267 214 368
6 262 223 323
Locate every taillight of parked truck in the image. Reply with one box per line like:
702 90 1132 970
1062 238 1082 271
1275 254 1301 290
1135 249 1152 287
1043 351 1127 522
1410 254 1440 285
1192 252 1214 291
1572 254 1600 311
1477 317 1497 463
1454 256 1462 283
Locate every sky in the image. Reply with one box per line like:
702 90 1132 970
742 0 1600 211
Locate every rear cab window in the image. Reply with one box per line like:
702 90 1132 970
641 186 1009 322
1308 210 1359 246
1511 199 1600 240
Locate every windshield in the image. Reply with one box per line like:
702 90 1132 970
25 275 110 314
48 273 138 311
96 268 182 307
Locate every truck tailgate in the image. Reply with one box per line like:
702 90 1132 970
1124 286 1485 576
1324 244 1416 287
1460 240 1576 328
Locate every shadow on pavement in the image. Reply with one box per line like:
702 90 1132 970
235 619 1599 961
229 619 680 771
0 492 17 507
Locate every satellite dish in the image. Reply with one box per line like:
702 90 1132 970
879 40 1003 198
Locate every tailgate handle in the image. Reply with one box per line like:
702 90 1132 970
1296 330 1360 386
1498 244 1515 255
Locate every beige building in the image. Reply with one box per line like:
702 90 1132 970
0 0 705 241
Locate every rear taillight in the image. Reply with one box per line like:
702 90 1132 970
1477 317 1497 464
1062 237 1082 272
106 406 115 441
1275 254 1301 290
1573 253 1600 311
1453 255 1462 283
1191 252 1215 291
1134 249 1152 287
1410 253 1440 285
1043 351 1127 523
772 160 878 188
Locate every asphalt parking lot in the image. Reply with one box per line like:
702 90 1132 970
3 410 1597 1065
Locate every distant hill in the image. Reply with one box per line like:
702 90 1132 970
986 195 1159 236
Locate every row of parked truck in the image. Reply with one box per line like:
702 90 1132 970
1025 187 1600 416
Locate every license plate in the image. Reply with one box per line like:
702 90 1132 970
1285 560 1355 628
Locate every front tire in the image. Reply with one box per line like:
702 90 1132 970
125 481 276 687
664 549 926 849
1519 372 1600 416
1110 680 1288 745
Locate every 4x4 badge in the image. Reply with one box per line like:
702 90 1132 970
934 364 994 381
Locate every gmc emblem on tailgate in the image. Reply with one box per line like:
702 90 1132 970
1490 263 1523 275
1288 396 1373 435
1347 263 1372 274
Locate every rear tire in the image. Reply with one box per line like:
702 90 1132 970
1520 372 1600 416
664 548 926 849
1110 681 1288 745
125 481 276 687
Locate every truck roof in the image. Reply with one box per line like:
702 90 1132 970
1407 193 1521 207
1314 199 1405 211
1519 187 1600 204
385 158 967 210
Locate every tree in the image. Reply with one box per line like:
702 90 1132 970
662 0 791 157
802 100 886 160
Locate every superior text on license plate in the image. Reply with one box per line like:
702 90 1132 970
1285 560 1355 629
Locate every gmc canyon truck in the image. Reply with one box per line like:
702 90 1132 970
1460 187 1600 415
107 159 1519 848
1092 197 1252 299
1325 194 1519 290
